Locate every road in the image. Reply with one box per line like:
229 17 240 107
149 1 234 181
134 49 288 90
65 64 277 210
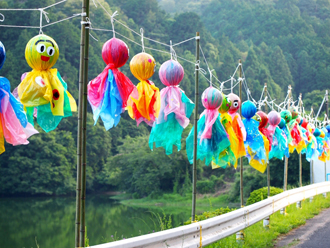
275 206 330 248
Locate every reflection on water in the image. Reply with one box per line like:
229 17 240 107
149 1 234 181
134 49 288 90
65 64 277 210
0 196 191 248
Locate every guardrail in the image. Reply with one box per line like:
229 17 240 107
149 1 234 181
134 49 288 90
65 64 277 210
90 181 330 248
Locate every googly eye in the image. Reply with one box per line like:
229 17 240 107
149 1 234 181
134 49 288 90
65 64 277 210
47 47 55 56
36 44 46 53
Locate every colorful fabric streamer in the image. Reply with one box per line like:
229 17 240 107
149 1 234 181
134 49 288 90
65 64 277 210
127 52 160 126
17 34 77 132
228 93 246 159
268 111 288 160
0 41 38 154
242 100 267 173
88 38 135 130
149 60 194 155
186 87 230 166
213 94 237 169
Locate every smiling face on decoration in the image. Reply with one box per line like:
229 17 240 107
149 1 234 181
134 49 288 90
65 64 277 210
218 94 231 114
280 110 292 123
25 34 59 71
289 106 299 120
227 93 241 114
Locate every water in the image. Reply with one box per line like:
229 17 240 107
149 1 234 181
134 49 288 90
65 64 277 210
0 195 191 248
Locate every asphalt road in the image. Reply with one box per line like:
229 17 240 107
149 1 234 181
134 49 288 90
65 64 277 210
275 205 330 248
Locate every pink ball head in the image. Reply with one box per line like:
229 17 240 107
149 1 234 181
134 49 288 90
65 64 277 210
227 93 241 114
159 59 184 87
201 86 223 110
102 37 129 68
268 110 281 126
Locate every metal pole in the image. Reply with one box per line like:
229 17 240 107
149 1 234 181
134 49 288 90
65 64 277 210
239 60 243 207
79 0 90 246
284 85 291 192
192 32 200 222
236 60 245 241
75 0 89 246
264 83 270 197
264 83 271 227
325 90 328 183
299 93 303 188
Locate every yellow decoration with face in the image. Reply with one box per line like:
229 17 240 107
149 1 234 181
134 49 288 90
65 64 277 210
25 34 59 71
130 52 156 81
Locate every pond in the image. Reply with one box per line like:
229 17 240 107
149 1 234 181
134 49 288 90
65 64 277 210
0 195 192 248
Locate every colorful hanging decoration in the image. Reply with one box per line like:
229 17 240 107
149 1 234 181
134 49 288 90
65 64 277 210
255 111 271 155
279 110 293 150
186 87 230 166
88 38 135 130
127 52 160 126
268 111 288 160
17 34 77 132
0 41 38 154
213 94 238 169
289 106 306 153
242 100 267 173
227 93 246 158
149 59 194 155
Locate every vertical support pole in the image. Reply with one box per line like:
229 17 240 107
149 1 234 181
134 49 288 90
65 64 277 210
80 0 90 246
325 90 328 183
264 83 270 198
299 93 303 188
192 32 200 222
297 93 303 208
282 85 291 215
263 83 271 227
236 60 245 241
239 60 243 208
75 1 88 246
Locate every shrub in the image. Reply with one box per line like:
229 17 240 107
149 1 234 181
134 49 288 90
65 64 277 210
246 186 283 205
184 207 236 225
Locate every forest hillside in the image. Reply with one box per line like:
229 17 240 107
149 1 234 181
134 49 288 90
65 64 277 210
0 0 326 198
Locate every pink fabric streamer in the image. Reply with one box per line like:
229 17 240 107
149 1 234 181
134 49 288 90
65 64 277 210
200 109 220 142
0 89 38 145
88 64 113 107
156 86 190 128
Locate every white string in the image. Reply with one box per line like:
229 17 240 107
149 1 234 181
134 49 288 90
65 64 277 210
140 28 145 52
315 95 326 120
87 26 198 66
0 13 4 22
172 36 197 47
170 40 177 61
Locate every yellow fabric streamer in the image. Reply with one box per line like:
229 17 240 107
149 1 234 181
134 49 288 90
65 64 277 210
127 80 160 121
18 69 76 116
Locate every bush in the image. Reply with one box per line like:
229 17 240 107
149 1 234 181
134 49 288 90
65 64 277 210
196 175 224 194
246 186 283 205
184 207 236 225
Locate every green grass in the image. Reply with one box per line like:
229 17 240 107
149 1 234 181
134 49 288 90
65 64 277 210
206 194 330 248
113 193 238 212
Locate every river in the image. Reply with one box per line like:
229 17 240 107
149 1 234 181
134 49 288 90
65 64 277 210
0 195 193 248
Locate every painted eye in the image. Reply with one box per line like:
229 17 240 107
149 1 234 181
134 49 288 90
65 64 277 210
47 47 55 56
36 44 46 53
233 101 239 108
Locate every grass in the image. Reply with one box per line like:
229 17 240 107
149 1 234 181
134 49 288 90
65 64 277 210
113 193 237 210
206 194 330 248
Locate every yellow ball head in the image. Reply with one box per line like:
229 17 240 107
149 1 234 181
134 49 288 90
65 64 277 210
25 34 59 71
129 52 156 81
